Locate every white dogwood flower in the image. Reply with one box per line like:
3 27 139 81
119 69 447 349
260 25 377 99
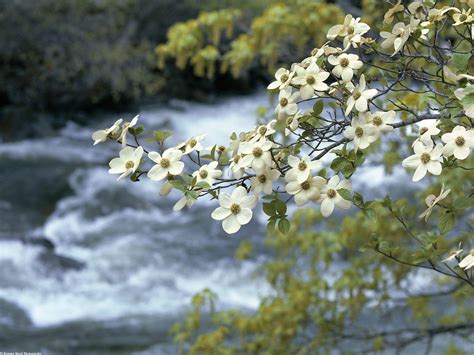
173 194 196 211
275 87 299 119
384 0 404 24
108 146 143 180
380 21 412 55
250 120 276 142
118 115 139 146
239 140 273 172
229 154 245 179
343 115 377 151
327 14 370 49
328 53 363 82
317 176 352 217
291 63 329 100
285 113 301 136
419 183 451 221
91 119 122 145
459 250 474 270
267 68 294 90
147 148 184 181
442 248 463 263
286 176 326 206
454 84 474 118
345 75 377 115
402 140 443 182
367 110 395 138
415 119 440 141
453 8 473 26
442 126 474 160
177 134 206 154
193 161 222 187
285 155 322 183
250 168 281 195
211 186 258 234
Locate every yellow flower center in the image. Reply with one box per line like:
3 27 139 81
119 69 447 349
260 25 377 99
420 153 431 164
218 145 226 152
199 169 208 179
298 161 308 171
455 136 465 146
372 116 383 126
125 160 134 169
340 57 350 67
347 26 354 34
301 181 311 190
253 147 263 157
189 139 197 148
355 127 364 137
420 127 428 135
459 14 467 22
160 158 170 168
280 98 288 106
233 155 240 163
280 73 289 82
230 203 241 214
258 175 267 183
259 126 267 135
306 75 316 85
327 189 337 198
353 90 362 100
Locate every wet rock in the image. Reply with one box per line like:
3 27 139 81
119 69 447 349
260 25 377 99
37 251 86 272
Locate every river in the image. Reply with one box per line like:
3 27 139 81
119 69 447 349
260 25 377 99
0 92 462 354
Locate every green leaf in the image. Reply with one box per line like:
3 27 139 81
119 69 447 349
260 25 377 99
153 131 173 144
363 208 377 221
455 196 473 209
278 218 291 235
337 188 352 201
274 199 287 215
312 100 324 116
438 212 455 234
263 202 276 217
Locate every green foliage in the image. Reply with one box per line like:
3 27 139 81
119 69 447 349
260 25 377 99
156 0 344 79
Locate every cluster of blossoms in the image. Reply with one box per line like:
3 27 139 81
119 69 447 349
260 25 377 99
92 0 474 286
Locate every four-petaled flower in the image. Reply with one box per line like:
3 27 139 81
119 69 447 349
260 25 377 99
286 175 326 206
267 68 294 90
441 125 474 160
192 161 222 187
239 140 273 172
92 119 122 145
118 115 139 146
285 155 322 183
345 75 378 115
343 115 377 151
211 186 258 234
250 168 281 195
328 53 362 82
275 87 299 119
317 175 352 217
419 183 451 221
108 146 143 180
147 148 184 181
291 63 330 100
402 140 443 182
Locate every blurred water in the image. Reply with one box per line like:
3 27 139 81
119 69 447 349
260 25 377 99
0 93 276 353
0 92 433 353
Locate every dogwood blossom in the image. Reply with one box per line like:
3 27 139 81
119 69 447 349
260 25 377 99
285 155 321 183
441 126 474 160
384 0 404 24
343 115 377 151
285 113 300 136
211 186 258 234
327 14 370 49
442 248 463 263
380 21 414 55
250 120 276 142
366 111 395 138
286 175 326 206
192 161 222 187
118 115 139 146
291 63 329 100
402 140 443 182
267 68 294 90
328 53 363 82
250 168 281 195
173 194 196 211
415 119 440 142
108 146 143 180
419 183 451 221
239 140 273 172
91 119 122 145
177 134 206 154
317 176 352 217
459 250 474 270
345 75 377 115
452 8 473 26
454 84 474 118
275 87 299 119
147 149 184 181
229 154 245 179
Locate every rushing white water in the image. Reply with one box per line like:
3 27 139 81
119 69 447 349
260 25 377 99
0 91 423 352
